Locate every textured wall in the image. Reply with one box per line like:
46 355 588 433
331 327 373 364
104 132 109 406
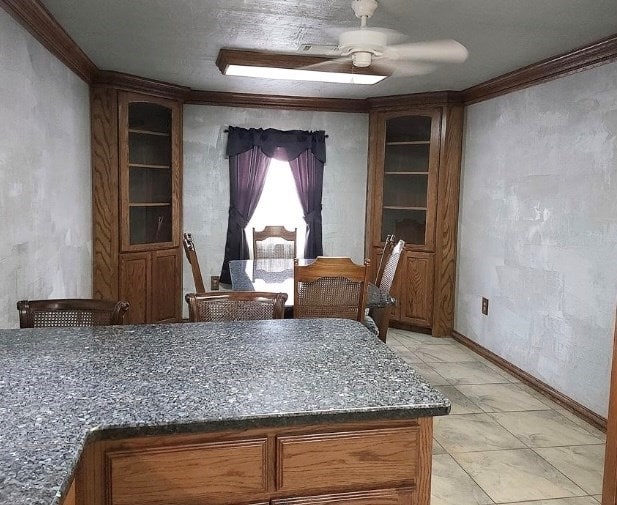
0 10 92 328
183 105 369 302
457 61 617 416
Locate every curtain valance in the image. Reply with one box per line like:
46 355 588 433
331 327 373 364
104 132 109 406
226 127 326 163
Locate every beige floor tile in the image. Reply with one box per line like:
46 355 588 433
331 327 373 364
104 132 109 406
432 454 493 505
397 351 424 364
430 361 512 385
490 410 606 447
456 384 550 412
473 355 520 382
553 408 607 440
433 438 447 455
415 344 479 363
534 445 605 494
593 495 602 503
452 449 585 502
499 496 600 505
407 362 450 386
434 413 526 453
434 385 484 415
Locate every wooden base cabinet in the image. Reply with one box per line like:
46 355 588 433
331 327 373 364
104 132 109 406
92 87 182 323
75 418 432 505
119 249 181 324
366 101 463 336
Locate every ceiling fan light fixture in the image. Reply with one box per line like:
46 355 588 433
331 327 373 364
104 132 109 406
224 64 386 84
217 49 388 85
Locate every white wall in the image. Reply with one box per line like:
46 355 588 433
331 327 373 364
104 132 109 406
183 105 369 301
457 61 617 416
0 10 92 328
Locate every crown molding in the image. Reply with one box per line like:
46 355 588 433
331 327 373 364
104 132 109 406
187 90 368 113
463 33 617 105
367 91 464 111
0 0 96 83
93 70 190 101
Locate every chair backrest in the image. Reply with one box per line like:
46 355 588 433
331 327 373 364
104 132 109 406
293 257 370 321
375 234 396 285
378 239 406 295
183 232 206 292
253 226 297 260
17 299 129 328
185 292 288 322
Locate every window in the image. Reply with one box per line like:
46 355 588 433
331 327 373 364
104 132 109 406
246 159 306 257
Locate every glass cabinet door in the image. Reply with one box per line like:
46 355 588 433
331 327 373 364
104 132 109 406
119 94 179 251
379 111 439 249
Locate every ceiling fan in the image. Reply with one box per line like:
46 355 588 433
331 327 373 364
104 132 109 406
305 0 468 77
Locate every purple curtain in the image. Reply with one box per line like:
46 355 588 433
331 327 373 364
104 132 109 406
220 127 326 283
289 150 324 259
219 146 271 284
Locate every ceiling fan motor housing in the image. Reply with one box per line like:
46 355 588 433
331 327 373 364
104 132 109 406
339 29 387 66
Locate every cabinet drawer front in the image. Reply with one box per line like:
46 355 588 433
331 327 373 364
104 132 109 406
272 487 414 505
108 438 268 505
276 427 418 493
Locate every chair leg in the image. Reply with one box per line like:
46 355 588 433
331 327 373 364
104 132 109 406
371 306 391 343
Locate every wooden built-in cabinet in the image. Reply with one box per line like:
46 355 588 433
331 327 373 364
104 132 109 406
92 88 182 323
366 103 463 336
73 418 431 505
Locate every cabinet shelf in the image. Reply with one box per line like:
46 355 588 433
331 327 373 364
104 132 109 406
129 202 171 207
129 128 170 137
383 205 427 211
129 163 171 169
384 171 429 175
386 141 430 145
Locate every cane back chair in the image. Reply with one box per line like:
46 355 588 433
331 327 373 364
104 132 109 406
17 299 129 328
183 232 206 293
252 226 297 260
293 257 370 321
185 292 288 322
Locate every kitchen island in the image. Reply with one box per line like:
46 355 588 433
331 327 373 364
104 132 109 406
0 318 450 505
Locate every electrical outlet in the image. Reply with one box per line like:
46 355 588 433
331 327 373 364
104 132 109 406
210 276 220 290
481 297 489 316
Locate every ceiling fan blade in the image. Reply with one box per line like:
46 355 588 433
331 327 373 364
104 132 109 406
384 39 468 63
301 56 353 72
371 59 437 77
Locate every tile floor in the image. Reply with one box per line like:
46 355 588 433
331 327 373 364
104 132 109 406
385 328 606 505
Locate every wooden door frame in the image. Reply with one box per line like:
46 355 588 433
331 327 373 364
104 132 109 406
602 310 617 505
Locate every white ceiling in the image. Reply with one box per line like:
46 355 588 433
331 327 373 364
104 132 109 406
41 0 617 99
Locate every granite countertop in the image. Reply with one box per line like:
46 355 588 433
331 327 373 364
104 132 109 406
0 318 450 505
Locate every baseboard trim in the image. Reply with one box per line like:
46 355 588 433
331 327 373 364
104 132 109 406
451 330 607 432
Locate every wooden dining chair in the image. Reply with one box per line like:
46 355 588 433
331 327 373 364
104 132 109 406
16 299 129 328
293 257 370 321
367 239 406 341
375 234 396 285
185 292 288 322
183 232 206 292
253 226 297 260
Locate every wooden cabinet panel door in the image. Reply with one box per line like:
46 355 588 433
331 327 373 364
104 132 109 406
119 252 150 324
275 427 417 494
108 439 268 505
151 248 181 322
400 253 434 327
271 487 414 505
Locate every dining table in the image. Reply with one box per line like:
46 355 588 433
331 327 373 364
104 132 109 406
229 258 394 309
